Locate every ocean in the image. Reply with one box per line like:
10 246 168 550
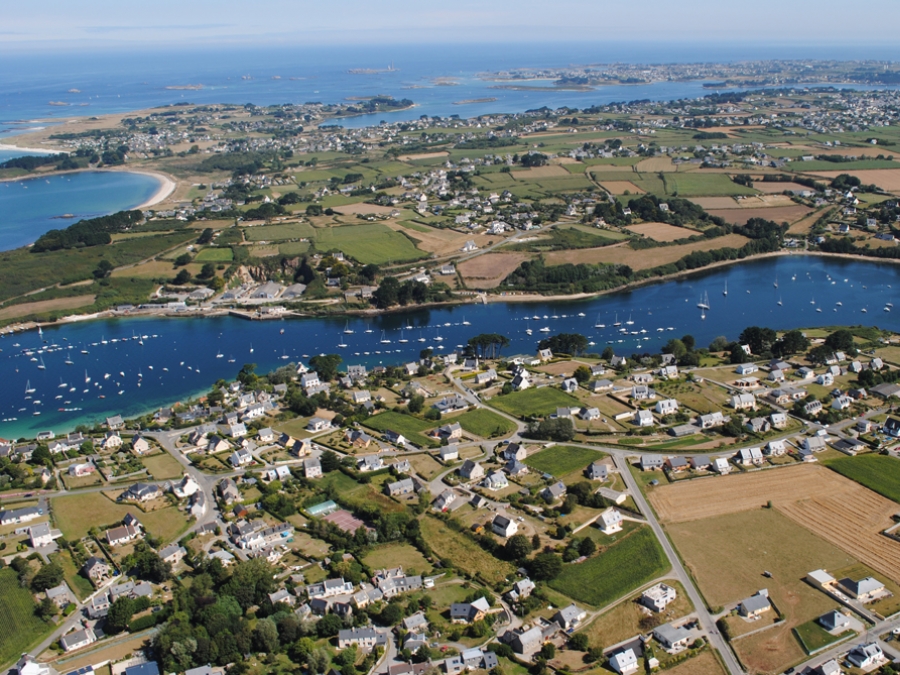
3 42 900 137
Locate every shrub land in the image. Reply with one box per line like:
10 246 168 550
0 568 53 667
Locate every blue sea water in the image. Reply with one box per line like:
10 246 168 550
3 42 900 137
0 171 162 250
1 254 898 440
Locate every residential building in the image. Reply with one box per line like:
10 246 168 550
598 507 623 534
739 590 772 618
338 627 385 651
609 649 639 675
653 623 692 650
492 514 517 538
642 583 677 612
554 603 587 630
847 643 884 669
60 627 97 652
450 597 491 623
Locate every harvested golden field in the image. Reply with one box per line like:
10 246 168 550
511 165 570 179
668 509 854 675
334 202 396 215
651 464 900 584
753 181 814 194
0 295 95 320
707 205 813 226
387 223 486 257
625 222 696 242
636 157 677 172
396 151 448 161
544 234 749 270
810 169 900 192
692 195 796 210
458 252 531 289
600 180 645 194
787 208 830 235
663 651 727 675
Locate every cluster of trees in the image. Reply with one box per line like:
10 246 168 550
504 258 633 295
726 326 811 363
819 235 900 261
31 210 144 252
466 333 511 359
626 195 727 229
371 277 452 309
537 332 589 356
0 153 72 171
525 417 575 442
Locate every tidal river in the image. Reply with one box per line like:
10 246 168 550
1 254 898 440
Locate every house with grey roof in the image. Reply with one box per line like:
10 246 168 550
738 590 772 618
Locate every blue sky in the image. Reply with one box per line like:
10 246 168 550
4 0 899 49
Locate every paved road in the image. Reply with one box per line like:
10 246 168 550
614 454 744 675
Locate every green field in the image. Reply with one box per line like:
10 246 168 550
793 618 853 653
452 409 517 438
825 454 900 503
363 411 439 448
0 231 196 304
489 387 581 418
525 445 600 476
53 492 189 542
0 568 54 668
278 241 311 256
665 173 758 197
548 527 670 607
194 247 234 262
142 452 185 480
311 223 426 264
244 222 316 241
363 542 433 574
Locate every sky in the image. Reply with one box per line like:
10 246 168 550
4 0 900 51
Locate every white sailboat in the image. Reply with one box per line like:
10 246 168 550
613 313 621 327
343 321 354 335
723 281 728 296
84 370 91 384
37 357 46 370
25 380 35 395
462 317 470 326
249 343 254 353
777 296 783 306
380 331 391 344
434 329 444 342
774 275 778 289
697 292 710 311
398 330 408 344
625 313 634 326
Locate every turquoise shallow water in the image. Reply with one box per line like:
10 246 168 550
1 254 897 440
0 171 161 250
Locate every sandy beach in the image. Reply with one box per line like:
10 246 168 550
0 142 61 156
129 170 177 209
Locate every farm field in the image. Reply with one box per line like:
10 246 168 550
824 454 900 503
543 234 750 271
311 223 426 264
242 222 316 241
0 295 96 321
194 247 234 262
0 568 53 668
707 205 813 226
666 509 852 675
489 387 581 418
624 222 696 242
363 542 433 574
548 527 669 607
363 411 438 448
649 464 900 584
599 180 645 195
419 515 514 585
524 445 600 477
664 173 758 197
457 253 531 290
451 408 516 438
808 168 900 192
578 580 694 649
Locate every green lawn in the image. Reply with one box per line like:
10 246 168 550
0 568 54 668
363 542 433 575
548 527 670 607
825 454 900 503
793 618 853 653
452 409 517 438
489 387 581 418
420 516 514 585
142 452 185 480
525 445 600 476
194 247 234 262
363 411 439 448
311 223 426 264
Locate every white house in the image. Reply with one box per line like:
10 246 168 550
229 448 253 467
634 410 654 427
492 514 518 538
654 399 679 415
598 507 623 534
609 649 639 675
641 583 677 612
